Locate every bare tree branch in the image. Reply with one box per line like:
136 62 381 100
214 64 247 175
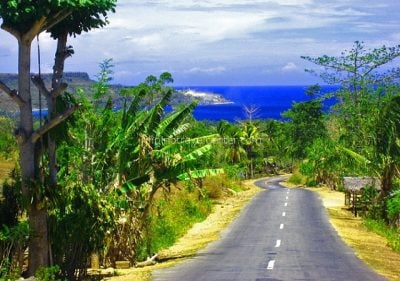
32 75 68 99
31 75 51 98
40 10 72 33
0 24 21 39
30 106 77 144
0 80 25 107
52 82 68 99
25 16 47 42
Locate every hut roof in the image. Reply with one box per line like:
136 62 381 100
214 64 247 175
343 177 380 192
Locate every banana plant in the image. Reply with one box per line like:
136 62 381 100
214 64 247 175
107 75 223 260
115 92 223 201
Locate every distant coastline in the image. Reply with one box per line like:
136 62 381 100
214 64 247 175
177 89 232 105
1 73 340 121
0 72 234 114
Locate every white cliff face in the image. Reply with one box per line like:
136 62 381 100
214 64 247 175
179 89 232 105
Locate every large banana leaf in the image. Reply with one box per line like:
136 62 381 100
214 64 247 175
340 146 371 165
156 101 198 138
115 174 152 196
153 143 213 168
146 89 173 135
182 144 213 162
177 168 224 181
169 123 191 139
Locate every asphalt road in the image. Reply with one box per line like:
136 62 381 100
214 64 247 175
152 176 386 281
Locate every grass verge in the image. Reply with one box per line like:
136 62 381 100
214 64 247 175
305 186 400 281
0 158 14 183
108 179 262 281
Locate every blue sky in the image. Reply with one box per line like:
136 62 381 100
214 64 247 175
0 0 399 85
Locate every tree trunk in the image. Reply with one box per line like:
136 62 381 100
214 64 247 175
48 33 69 186
379 163 396 222
18 37 49 276
380 163 395 198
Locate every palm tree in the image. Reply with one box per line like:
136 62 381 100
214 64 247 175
239 122 260 178
217 121 247 164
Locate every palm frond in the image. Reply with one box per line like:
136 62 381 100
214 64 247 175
340 145 371 165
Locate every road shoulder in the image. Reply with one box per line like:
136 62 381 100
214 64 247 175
290 185 400 281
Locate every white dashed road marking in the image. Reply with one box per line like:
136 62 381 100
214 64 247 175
282 212 286 217
280 223 284 229
284 202 288 207
267 260 275 270
275 239 281 247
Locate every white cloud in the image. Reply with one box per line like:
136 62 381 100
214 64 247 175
139 0 313 9
282 62 298 72
129 34 164 49
0 0 399 85
186 66 226 74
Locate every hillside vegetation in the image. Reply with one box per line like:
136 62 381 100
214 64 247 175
0 72 228 114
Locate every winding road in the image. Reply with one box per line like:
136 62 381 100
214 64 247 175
152 176 386 281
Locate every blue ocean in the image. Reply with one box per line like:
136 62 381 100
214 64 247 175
32 85 339 121
175 86 338 121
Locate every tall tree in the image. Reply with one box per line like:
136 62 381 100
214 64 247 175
341 94 400 219
302 41 400 149
32 1 116 190
282 98 326 160
302 41 400 99
217 121 247 165
239 122 260 178
0 0 115 274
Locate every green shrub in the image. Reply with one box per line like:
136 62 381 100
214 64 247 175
0 117 17 159
223 165 246 181
0 221 29 279
388 191 400 223
203 175 242 199
0 258 20 281
48 183 115 280
35 266 61 281
288 173 303 185
305 178 318 187
0 169 22 228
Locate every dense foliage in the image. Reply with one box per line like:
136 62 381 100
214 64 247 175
295 42 400 225
0 117 16 159
1 14 400 278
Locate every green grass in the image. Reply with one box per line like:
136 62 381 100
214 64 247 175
136 190 212 261
363 218 400 252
